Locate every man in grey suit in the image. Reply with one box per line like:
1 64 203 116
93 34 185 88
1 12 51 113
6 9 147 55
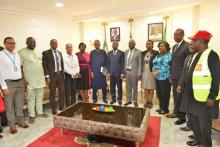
167 29 189 125
107 41 125 105
124 40 142 107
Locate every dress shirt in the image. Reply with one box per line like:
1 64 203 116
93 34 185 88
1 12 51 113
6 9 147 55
0 71 7 89
0 49 22 89
113 49 118 56
63 52 80 78
51 49 62 72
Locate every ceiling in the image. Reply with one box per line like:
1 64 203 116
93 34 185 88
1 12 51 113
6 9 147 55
0 0 203 20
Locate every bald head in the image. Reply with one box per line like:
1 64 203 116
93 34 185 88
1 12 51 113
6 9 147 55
174 28 185 43
94 40 100 49
50 39 58 50
26 37 36 50
129 39 136 50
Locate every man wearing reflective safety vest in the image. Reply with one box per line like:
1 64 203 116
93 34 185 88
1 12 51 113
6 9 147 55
180 30 220 147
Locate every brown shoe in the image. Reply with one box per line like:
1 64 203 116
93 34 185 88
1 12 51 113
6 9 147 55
18 122 29 128
10 128 17 134
29 117 35 124
39 113 49 118
180 126 191 131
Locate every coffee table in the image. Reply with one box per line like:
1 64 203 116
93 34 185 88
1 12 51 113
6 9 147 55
53 102 150 145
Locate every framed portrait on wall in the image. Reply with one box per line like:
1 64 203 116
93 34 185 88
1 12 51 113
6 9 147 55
110 27 120 42
148 23 163 41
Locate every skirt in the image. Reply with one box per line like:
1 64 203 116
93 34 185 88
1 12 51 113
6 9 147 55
77 68 90 90
141 63 156 89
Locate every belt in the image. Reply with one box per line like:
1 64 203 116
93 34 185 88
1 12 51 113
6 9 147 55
5 79 22 82
54 71 62 75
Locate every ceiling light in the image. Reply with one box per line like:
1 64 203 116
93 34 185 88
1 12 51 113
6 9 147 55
55 2 64 8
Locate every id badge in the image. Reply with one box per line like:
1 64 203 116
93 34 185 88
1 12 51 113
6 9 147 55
14 66 18 72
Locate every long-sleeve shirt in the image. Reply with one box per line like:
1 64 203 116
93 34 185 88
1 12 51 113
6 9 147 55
0 49 22 89
152 52 172 80
63 53 80 77
0 71 7 89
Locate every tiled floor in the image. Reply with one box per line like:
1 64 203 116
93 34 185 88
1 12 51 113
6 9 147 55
0 89 220 147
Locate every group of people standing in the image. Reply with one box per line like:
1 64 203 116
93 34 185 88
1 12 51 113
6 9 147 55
0 28 219 147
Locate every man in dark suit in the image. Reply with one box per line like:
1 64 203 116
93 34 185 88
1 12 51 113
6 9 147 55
167 29 189 125
42 39 64 115
107 41 124 105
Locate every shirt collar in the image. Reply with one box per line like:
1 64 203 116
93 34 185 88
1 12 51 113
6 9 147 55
177 40 184 47
51 48 57 52
4 48 15 55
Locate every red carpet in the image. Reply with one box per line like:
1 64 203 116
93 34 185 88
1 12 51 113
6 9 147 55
28 116 161 147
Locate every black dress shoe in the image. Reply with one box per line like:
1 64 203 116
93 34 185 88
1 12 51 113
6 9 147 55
186 140 200 146
0 127 2 133
166 113 178 118
134 102 138 107
159 110 169 115
93 99 97 103
118 100 122 105
188 134 197 140
156 108 162 113
175 119 186 125
52 111 57 115
103 100 108 104
180 126 191 131
110 100 116 105
0 134 3 139
124 101 132 106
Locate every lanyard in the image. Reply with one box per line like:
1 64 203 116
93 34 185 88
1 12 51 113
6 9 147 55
3 50 16 66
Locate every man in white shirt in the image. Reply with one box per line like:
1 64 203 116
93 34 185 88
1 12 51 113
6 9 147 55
63 43 80 107
0 37 29 134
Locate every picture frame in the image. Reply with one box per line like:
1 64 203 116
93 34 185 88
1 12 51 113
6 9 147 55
148 23 163 42
110 27 120 42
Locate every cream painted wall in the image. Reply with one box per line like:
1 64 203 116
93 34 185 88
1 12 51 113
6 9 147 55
0 13 80 53
79 6 197 53
199 0 220 54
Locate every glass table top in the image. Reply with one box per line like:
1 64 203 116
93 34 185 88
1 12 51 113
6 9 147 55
57 102 147 128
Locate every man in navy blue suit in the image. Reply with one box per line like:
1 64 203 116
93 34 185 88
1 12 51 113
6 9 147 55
107 41 125 105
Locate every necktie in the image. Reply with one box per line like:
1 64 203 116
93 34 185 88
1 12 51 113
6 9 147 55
173 43 179 53
54 50 59 72
126 50 133 68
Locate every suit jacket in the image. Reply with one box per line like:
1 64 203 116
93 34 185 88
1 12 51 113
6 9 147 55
107 49 125 77
171 40 189 79
142 49 159 72
42 49 64 78
124 48 142 76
